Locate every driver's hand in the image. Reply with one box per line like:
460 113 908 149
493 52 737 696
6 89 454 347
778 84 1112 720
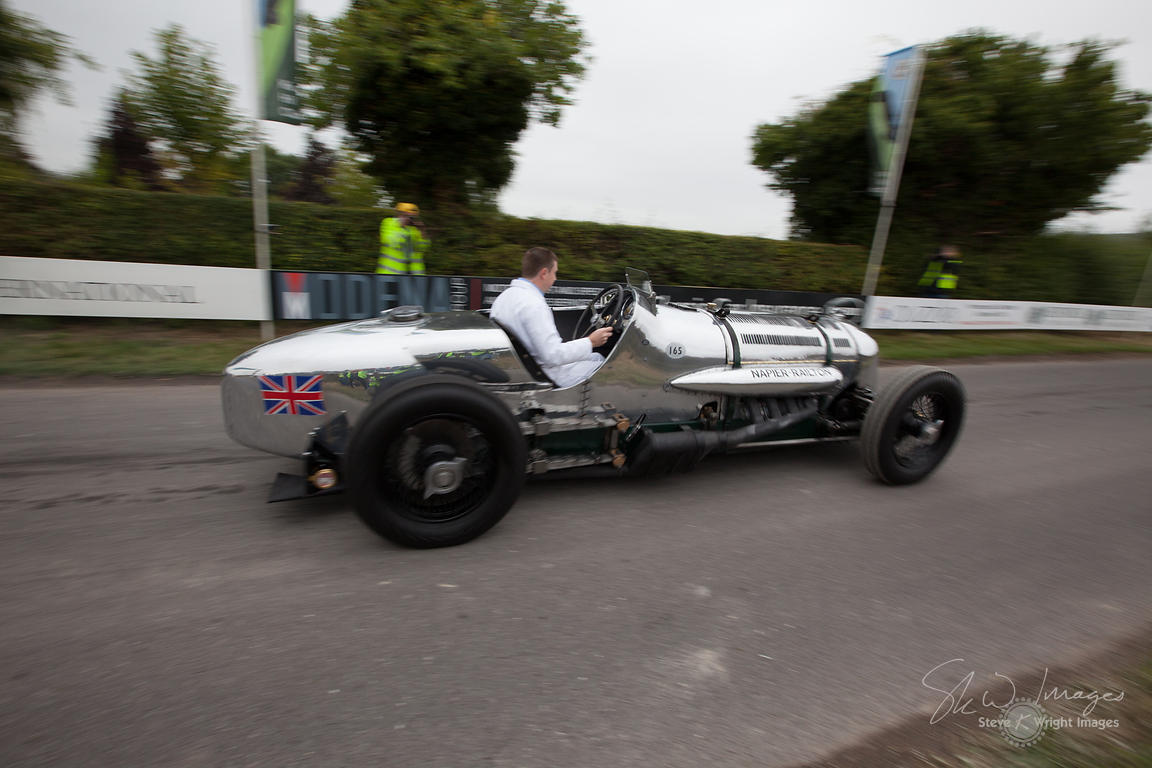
588 326 613 348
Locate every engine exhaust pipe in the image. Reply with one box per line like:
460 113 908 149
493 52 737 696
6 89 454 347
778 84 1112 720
626 401 819 475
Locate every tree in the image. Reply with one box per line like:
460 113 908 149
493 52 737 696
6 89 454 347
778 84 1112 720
0 0 87 168
285 136 336 203
328 144 386 208
304 0 587 212
751 32 1152 246
261 140 384 206
123 24 250 192
263 144 303 199
92 91 164 190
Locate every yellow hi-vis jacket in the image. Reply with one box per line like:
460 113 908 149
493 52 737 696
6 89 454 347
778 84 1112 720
377 218 428 275
918 254 963 292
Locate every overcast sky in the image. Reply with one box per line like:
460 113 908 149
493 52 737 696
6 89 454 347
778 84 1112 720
10 0 1152 239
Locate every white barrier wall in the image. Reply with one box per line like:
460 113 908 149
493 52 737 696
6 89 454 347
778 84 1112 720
3 257 1150 331
0 257 271 321
864 296 1152 332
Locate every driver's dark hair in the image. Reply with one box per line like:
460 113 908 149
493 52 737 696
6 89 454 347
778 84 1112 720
522 247 557 278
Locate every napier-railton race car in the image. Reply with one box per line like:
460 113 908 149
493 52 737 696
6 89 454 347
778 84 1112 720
222 268 965 548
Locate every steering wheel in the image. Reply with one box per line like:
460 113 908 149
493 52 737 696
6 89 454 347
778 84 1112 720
571 284 628 341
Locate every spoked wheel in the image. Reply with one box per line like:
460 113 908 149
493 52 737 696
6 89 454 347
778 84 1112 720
386 417 493 523
347 378 526 547
861 366 965 484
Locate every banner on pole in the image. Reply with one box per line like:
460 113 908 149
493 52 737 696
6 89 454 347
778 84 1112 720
868 45 921 195
259 0 301 124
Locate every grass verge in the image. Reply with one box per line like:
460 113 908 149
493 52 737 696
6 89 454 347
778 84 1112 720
871 330 1152 360
1 318 1150 378
0 318 271 377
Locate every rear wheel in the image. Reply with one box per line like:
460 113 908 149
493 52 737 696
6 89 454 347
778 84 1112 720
347 380 526 547
861 366 965 484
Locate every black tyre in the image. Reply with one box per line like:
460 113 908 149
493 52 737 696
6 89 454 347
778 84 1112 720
347 378 527 548
860 366 965 485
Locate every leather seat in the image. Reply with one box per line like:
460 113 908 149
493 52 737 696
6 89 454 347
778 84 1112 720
489 318 555 385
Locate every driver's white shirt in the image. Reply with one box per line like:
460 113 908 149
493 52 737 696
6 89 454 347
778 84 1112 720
489 278 605 388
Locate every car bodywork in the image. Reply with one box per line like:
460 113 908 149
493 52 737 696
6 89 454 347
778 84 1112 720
222 269 964 547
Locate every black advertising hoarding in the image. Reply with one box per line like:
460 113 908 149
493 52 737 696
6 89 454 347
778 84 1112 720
271 270 859 321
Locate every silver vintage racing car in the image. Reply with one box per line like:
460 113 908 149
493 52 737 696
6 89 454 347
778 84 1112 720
222 268 965 547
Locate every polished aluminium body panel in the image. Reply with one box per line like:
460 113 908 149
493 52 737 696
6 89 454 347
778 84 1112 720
222 312 532 457
510 298 731 423
221 282 876 461
669 365 844 396
838 321 880 390
727 313 827 365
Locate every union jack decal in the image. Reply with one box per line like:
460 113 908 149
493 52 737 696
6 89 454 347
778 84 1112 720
259 374 326 415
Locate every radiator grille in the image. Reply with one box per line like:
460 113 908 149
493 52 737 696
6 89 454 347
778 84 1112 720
741 333 821 347
728 313 811 328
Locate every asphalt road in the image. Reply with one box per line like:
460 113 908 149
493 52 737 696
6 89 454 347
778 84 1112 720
1 359 1150 767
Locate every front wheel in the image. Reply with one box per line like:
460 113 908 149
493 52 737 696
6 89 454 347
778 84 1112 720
860 366 965 485
346 379 527 547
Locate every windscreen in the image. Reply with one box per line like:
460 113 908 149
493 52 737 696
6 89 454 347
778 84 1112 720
624 267 653 295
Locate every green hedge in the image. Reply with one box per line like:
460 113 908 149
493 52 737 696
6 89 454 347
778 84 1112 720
876 226 1151 305
2 179 1146 303
0 180 380 270
0 179 866 293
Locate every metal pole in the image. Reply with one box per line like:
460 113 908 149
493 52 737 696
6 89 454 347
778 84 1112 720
862 48 925 297
251 3 275 341
250 144 274 340
1134 246 1152 307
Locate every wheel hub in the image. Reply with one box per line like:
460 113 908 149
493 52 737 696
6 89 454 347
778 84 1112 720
918 419 944 443
423 458 469 499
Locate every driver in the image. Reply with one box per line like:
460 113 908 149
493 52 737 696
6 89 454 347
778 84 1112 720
490 247 613 388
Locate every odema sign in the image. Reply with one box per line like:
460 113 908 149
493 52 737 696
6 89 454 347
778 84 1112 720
273 272 466 319
272 270 855 321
